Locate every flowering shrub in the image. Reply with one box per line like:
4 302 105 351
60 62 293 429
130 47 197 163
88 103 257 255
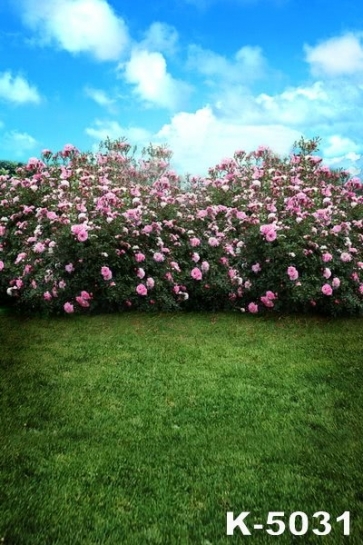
1 136 362 316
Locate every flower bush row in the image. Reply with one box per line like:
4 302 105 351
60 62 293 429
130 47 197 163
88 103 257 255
0 136 362 316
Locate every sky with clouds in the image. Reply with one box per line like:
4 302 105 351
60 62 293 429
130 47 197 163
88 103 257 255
0 0 362 177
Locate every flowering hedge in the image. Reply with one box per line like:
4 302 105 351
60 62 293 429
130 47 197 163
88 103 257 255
1 137 363 316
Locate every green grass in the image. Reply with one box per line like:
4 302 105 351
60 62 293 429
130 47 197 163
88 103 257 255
1 312 363 544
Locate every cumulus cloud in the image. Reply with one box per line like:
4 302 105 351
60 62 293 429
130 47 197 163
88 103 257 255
323 135 360 158
209 81 333 127
155 105 301 175
0 71 41 104
122 48 192 110
1 130 38 156
19 0 129 61
187 44 267 83
253 82 333 125
304 33 363 77
141 22 179 56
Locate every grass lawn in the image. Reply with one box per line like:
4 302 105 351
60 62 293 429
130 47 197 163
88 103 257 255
0 312 363 544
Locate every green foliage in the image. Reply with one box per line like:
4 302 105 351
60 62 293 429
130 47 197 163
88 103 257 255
0 160 24 176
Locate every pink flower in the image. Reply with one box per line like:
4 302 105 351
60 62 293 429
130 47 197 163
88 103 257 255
136 268 145 279
33 242 46 253
42 148 52 158
191 267 202 280
359 284 363 295
265 230 277 242
135 252 146 262
192 252 200 263
170 261 181 272
153 252 165 262
64 302 74 314
190 237 201 247
321 284 333 296
323 268 331 279
252 263 261 273
265 291 276 300
77 229 88 242
322 252 333 262
201 261 210 273
70 223 89 242
146 277 155 289
0 260 4 271
71 224 84 236
59 280 66 289
260 296 274 308
248 302 258 314
101 266 112 280
208 237 219 247
332 277 340 289
287 266 299 281
340 252 352 263
76 296 90 308
260 224 277 242
43 291 52 301
15 252 27 264
142 225 153 235
65 263 74 273
80 290 92 300
136 284 147 296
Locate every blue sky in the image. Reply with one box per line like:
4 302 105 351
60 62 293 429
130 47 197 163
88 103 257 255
0 0 363 177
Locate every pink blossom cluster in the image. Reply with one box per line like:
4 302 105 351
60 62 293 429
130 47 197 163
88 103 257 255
1 137 363 316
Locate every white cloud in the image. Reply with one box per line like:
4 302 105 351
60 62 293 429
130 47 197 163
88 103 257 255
235 45 267 71
122 48 192 110
305 33 363 77
1 130 38 156
253 82 333 125
210 81 337 127
85 119 151 145
141 22 179 56
187 44 267 83
20 0 129 61
323 135 360 158
84 87 116 109
155 106 301 175
0 71 41 104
